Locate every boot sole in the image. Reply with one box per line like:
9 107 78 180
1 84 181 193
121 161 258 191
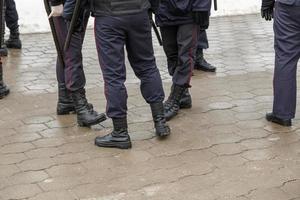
156 127 171 138
179 104 192 109
78 114 107 127
266 115 292 127
57 103 94 115
95 141 132 149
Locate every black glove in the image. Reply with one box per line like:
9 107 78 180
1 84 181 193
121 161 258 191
192 11 209 30
261 0 275 21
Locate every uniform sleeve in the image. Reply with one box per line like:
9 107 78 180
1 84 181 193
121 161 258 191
49 0 63 6
63 0 76 20
191 0 212 11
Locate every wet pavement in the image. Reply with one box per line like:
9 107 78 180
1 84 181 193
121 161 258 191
0 14 300 200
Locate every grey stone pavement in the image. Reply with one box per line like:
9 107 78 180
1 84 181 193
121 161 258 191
0 14 300 200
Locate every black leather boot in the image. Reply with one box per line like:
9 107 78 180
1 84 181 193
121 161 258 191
5 27 22 49
167 85 192 109
57 84 93 115
194 49 216 72
266 113 292 127
0 62 9 99
57 83 76 115
180 88 192 109
95 118 132 149
150 102 171 137
164 84 186 121
71 88 106 127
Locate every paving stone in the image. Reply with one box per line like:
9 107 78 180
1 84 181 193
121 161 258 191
46 163 87 177
130 130 155 141
33 138 66 148
23 115 54 124
237 120 267 129
210 143 247 156
53 152 91 164
27 190 76 200
209 155 248 168
6 133 41 143
0 142 35 154
25 147 63 159
208 102 235 110
240 138 274 150
0 153 28 165
0 184 42 200
15 124 49 133
0 128 17 138
0 164 20 178
39 176 84 191
236 128 271 139
248 188 292 200
17 158 56 171
281 179 300 198
6 171 49 187
234 112 263 121
242 149 276 161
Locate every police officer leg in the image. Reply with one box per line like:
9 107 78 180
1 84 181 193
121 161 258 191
52 17 77 115
266 2 300 126
126 11 170 137
0 58 9 98
160 26 192 110
65 12 106 127
160 26 178 77
94 15 131 149
4 0 21 49
194 30 216 72
164 24 198 121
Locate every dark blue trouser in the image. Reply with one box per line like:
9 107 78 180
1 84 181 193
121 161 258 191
197 30 209 50
52 10 89 91
160 24 198 87
5 0 18 31
273 2 300 119
94 11 165 119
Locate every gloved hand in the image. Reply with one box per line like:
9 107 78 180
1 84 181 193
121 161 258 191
261 0 275 21
48 4 64 18
192 11 209 30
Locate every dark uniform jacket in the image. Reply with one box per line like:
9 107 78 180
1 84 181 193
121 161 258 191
277 0 300 6
89 0 151 16
155 0 212 27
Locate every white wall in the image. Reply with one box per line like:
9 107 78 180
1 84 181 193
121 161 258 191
211 0 261 16
15 0 261 33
